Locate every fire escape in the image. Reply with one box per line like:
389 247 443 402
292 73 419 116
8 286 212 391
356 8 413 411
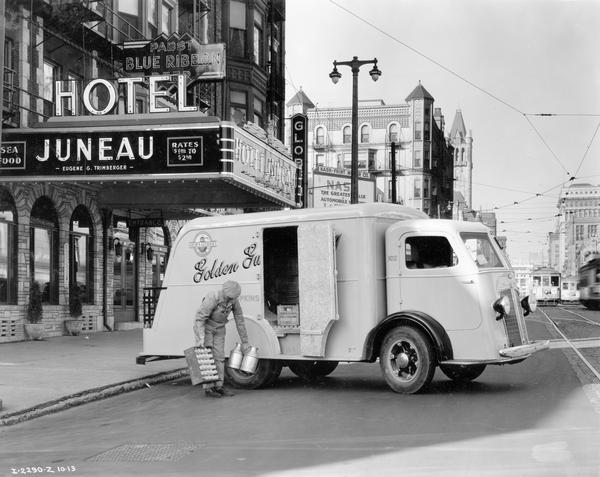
3 0 147 126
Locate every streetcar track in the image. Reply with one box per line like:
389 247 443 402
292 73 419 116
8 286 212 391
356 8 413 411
559 306 600 326
538 308 600 382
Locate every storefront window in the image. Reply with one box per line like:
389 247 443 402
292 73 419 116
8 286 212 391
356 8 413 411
70 206 94 303
0 188 17 304
30 197 59 304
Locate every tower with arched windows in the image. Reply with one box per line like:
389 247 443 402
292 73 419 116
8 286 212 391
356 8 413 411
449 110 473 210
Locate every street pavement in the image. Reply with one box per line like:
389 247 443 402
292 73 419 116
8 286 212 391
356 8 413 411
1 309 599 427
0 329 187 426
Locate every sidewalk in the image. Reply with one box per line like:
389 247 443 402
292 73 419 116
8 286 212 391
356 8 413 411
0 329 187 426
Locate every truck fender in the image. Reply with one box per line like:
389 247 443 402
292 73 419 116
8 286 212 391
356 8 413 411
364 311 453 363
224 315 281 357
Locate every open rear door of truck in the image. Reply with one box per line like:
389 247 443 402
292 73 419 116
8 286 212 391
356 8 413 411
297 222 339 357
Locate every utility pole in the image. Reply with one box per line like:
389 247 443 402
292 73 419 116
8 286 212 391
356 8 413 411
329 57 381 204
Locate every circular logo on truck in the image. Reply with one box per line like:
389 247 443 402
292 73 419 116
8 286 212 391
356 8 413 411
190 232 217 257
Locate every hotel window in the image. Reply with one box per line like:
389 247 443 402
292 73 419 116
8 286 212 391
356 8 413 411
315 127 325 146
229 0 247 57
316 154 324 166
43 60 60 119
230 90 247 124
161 1 173 35
117 0 141 40
30 197 59 304
360 125 370 143
424 144 430 169
423 177 430 199
388 123 399 143
148 0 158 37
0 188 17 304
253 9 264 66
589 225 597 238
253 97 264 127
576 225 584 241
70 206 94 304
343 126 351 144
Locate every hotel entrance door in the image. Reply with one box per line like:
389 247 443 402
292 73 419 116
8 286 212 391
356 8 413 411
113 239 136 324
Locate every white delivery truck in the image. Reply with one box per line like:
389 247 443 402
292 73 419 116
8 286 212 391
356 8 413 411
138 203 548 393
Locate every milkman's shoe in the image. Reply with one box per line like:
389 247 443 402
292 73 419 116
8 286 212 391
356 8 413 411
204 387 223 398
215 386 235 397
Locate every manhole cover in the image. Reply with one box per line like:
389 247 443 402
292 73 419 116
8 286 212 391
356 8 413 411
86 442 203 462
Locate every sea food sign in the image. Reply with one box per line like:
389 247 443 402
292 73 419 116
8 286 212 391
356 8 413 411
122 33 225 80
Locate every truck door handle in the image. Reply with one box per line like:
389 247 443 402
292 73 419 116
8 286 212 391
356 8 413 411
461 280 475 284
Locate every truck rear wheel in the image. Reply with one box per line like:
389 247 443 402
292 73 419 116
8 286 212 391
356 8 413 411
288 361 339 381
379 326 435 394
224 359 282 389
440 364 486 383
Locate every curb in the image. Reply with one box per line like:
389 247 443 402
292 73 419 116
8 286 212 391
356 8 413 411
0 368 188 427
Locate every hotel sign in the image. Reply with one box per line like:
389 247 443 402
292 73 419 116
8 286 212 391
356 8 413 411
230 125 298 204
0 127 221 177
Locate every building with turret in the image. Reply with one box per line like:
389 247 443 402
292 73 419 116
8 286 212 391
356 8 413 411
286 82 455 217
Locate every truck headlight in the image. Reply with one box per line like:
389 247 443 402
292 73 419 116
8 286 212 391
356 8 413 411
520 295 536 316
493 296 511 318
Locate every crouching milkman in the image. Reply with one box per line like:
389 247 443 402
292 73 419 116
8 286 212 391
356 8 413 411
193 280 250 398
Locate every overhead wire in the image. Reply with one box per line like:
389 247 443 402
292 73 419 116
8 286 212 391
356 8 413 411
327 0 599 205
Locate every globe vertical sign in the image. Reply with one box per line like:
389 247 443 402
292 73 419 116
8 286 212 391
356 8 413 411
291 113 308 207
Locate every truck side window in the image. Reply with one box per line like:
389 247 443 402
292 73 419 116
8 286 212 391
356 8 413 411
405 236 456 269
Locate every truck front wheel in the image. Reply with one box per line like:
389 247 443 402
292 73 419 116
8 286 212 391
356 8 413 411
288 361 339 381
225 359 282 389
379 326 435 394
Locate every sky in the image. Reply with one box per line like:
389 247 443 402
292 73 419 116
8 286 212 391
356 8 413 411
284 0 600 263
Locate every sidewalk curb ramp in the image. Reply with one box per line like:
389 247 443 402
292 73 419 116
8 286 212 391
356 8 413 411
0 368 188 427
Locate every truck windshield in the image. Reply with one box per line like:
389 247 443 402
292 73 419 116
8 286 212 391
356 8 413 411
460 232 504 269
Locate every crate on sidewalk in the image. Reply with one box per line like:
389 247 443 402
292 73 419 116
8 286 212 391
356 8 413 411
184 346 219 386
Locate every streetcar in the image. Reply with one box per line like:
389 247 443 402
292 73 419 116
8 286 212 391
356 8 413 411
578 258 600 310
531 267 561 305
559 276 580 304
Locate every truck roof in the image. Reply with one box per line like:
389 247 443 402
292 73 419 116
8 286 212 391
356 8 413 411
179 203 428 234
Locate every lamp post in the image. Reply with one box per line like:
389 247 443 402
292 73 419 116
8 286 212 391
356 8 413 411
329 56 381 204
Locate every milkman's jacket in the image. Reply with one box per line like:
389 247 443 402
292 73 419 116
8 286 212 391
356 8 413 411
193 290 249 344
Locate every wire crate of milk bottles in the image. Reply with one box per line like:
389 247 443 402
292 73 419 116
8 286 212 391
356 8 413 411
184 346 219 385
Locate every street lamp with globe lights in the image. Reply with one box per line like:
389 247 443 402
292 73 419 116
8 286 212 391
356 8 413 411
329 56 381 204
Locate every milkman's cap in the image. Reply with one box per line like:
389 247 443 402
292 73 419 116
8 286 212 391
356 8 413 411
222 280 241 299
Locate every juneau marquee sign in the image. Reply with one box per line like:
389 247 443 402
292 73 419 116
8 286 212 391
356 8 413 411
0 127 222 177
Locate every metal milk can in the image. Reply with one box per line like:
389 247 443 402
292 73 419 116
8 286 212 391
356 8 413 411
240 346 259 374
227 342 244 370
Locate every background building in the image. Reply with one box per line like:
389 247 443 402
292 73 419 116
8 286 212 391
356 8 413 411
286 82 456 218
555 182 600 277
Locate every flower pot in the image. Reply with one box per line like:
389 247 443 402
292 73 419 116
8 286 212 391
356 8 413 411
24 323 45 341
65 319 84 336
